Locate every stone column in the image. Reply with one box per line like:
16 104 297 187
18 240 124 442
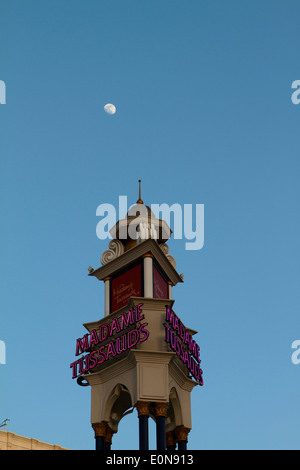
168 281 173 299
92 422 107 450
136 401 151 451
154 402 168 451
143 254 153 298
175 426 190 451
104 276 111 317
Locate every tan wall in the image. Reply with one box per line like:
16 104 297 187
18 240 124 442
0 430 67 450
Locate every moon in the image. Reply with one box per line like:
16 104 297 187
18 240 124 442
104 103 116 115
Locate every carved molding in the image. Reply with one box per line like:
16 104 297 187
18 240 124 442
105 427 114 444
175 426 190 442
154 402 168 418
91 239 183 286
101 240 125 266
92 422 114 441
136 401 151 417
166 431 176 447
92 421 108 438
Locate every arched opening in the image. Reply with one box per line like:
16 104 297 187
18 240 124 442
168 387 183 431
99 386 186 450
104 384 133 434
111 410 139 450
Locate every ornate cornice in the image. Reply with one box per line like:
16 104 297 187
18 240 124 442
82 351 136 386
83 297 175 333
90 238 183 287
168 357 199 392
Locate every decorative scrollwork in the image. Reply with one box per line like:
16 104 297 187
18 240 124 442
159 243 177 268
166 254 176 269
159 243 169 255
101 240 125 266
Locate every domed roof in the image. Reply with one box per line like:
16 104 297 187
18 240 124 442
126 203 156 220
109 180 172 244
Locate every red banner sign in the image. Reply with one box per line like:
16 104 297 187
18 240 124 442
110 263 142 314
153 265 169 299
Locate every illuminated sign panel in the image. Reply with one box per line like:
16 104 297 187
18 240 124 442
153 264 169 299
70 304 149 379
164 306 203 386
110 263 142 313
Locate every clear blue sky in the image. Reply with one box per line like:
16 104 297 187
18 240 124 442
0 0 299 450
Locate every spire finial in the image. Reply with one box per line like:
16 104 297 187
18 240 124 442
137 179 143 204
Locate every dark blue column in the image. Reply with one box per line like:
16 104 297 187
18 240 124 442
175 426 190 451
139 415 149 450
96 435 105 450
136 402 151 451
154 403 168 451
92 422 107 451
156 416 166 450
178 439 187 451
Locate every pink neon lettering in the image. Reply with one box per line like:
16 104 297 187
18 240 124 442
89 330 99 348
135 303 144 322
78 357 85 375
89 351 98 370
166 305 172 322
127 330 139 349
164 312 203 386
71 307 150 379
75 334 89 356
165 306 201 364
105 341 117 361
99 324 110 342
139 323 149 343
115 334 127 354
164 323 171 342
70 359 80 379
120 308 135 330
97 346 106 365
110 317 121 336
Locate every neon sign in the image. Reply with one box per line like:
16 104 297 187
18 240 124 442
70 303 149 379
164 306 203 386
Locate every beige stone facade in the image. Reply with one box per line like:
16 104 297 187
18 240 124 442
0 430 67 450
